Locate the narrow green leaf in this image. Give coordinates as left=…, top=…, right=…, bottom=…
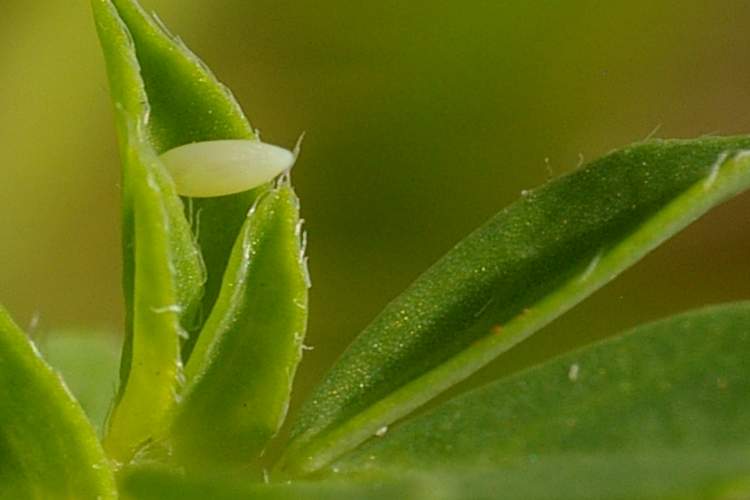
left=92, top=0, right=276, bottom=462
left=335, top=301, right=750, bottom=472
left=167, top=180, right=309, bottom=467
left=91, top=0, right=207, bottom=347
left=281, top=137, right=750, bottom=475
left=102, top=122, right=197, bottom=464
left=92, top=0, right=205, bottom=463
left=0, top=306, right=116, bottom=499
left=96, top=0, right=267, bottom=360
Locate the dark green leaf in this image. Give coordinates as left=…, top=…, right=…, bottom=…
left=328, top=302, right=750, bottom=497
left=0, top=306, right=116, bottom=499
left=282, top=138, right=750, bottom=475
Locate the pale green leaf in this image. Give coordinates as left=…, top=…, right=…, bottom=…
left=92, top=0, right=207, bottom=463
left=167, top=180, right=309, bottom=467
left=95, top=0, right=268, bottom=360
left=93, top=0, right=308, bottom=466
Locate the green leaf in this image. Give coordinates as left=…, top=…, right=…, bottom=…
left=120, top=466, right=421, bottom=500
left=93, top=0, right=266, bottom=360
left=92, top=0, right=206, bottom=464
left=166, top=180, right=309, bottom=467
left=281, top=137, right=750, bottom=475
left=337, top=300, right=750, bottom=466
left=38, top=330, right=120, bottom=435
left=92, top=0, right=280, bottom=465
left=119, top=453, right=750, bottom=500
left=328, top=302, right=750, bottom=498
left=349, top=451, right=750, bottom=500
left=0, top=306, right=116, bottom=499
left=100, top=118, right=201, bottom=464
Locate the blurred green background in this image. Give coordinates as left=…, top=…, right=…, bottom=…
left=2, top=1, right=750, bottom=418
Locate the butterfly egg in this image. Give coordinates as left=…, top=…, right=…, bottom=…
left=159, top=139, right=296, bottom=198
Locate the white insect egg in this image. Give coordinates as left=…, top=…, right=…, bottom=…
left=159, top=139, right=296, bottom=197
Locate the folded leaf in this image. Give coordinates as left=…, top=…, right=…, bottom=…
left=100, top=118, right=200, bottom=464
left=92, top=0, right=274, bottom=462
left=167, top=180, right=309, bottom=466
left=93, top=0, right=205, bottom=463
left=281, top=137, right=750, bottom=475
left=96, top=0, right=267, bottom=360
left=335, top=301, right=750, bottom=472
left=92, top=0, right=206, bottom=352
left=0, top=306, right=116, bottom=499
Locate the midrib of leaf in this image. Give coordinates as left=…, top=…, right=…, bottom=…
left=279, top=142, right=750, bottom=475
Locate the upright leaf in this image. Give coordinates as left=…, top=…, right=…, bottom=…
left=102, top=120, right=198, bottom=464
left=93, top=0, right=308, bottom=466
left=99, top=0, right=266, bottom=359
left=0, top=306, right=116, bottom=499
left=167, top=180, right=309, bottom=467
left=92, top=0, right=205, bottom=463
left=281, top=137, right=750, bottom=475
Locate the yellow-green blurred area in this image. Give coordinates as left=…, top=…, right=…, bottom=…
left=2, top=1, right=750, bottom=415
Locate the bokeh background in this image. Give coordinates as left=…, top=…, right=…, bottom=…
left=2, top=1, right=750, bottom=424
